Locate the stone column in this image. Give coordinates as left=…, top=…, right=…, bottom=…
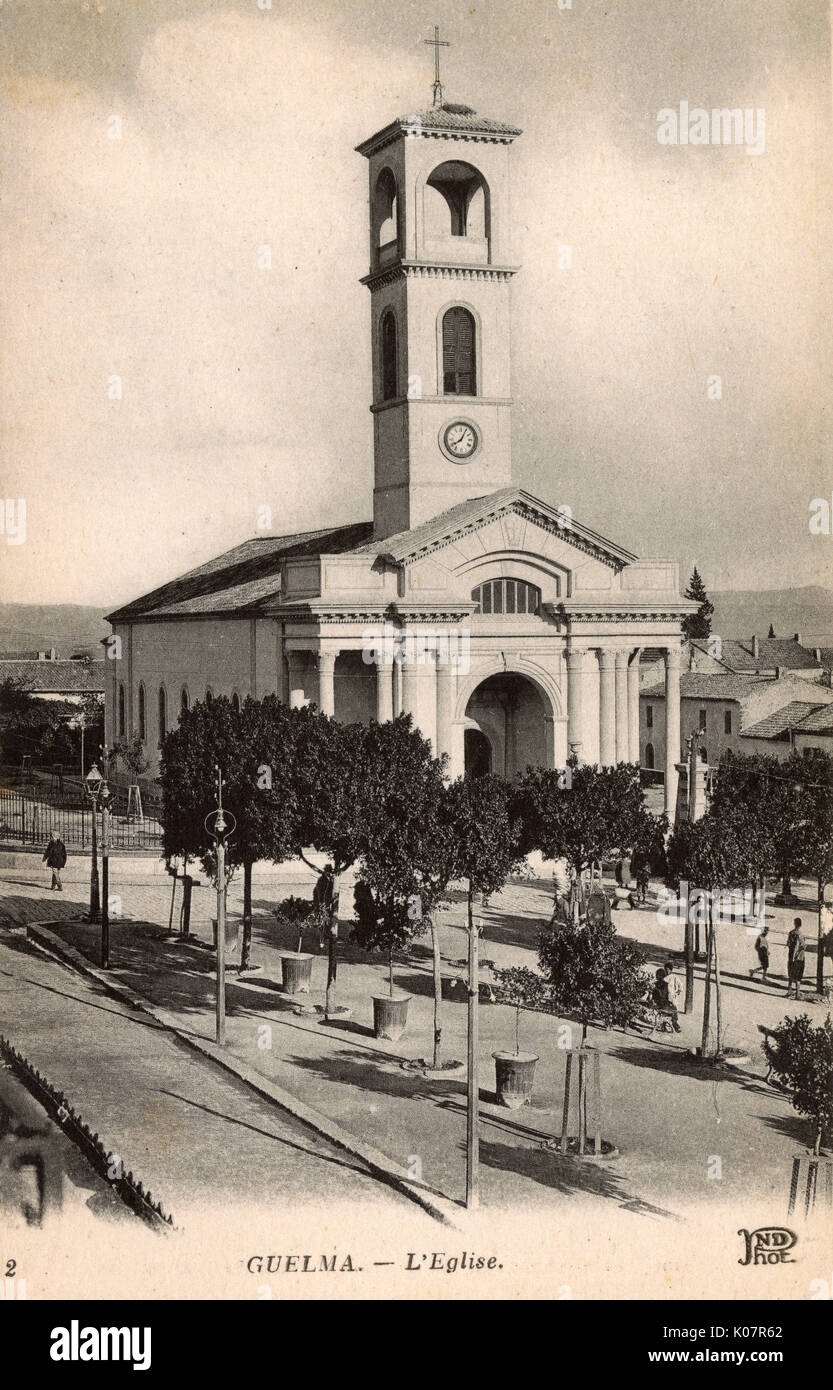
left=401, top=653, right=420, bottom=724
left=376, top=659, right=394, bottom=723
left=435, top=658, right=454, bottom=764
left=317, top=649, right=336, bottom=717
left=286, top=652, right=307, bottom=710
left=664, top=647, right=682, bottom=821
left=628, top=649, right=641, bottom=763
left=566, top=648, right=590, bottom=762
left=615, top=649, right=630, bottom=763
left=598, top=649, right=616, bottom=767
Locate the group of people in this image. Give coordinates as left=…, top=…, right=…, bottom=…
left=750, top=918, right=808, bottom=999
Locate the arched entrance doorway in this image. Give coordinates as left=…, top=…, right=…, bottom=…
left=463, top=672, right=551, bottom=779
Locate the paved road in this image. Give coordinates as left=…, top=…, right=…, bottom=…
left=0, top=930, right=415, bottom=1226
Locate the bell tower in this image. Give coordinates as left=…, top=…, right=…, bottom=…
left=357, top=58, right=521, bottom=539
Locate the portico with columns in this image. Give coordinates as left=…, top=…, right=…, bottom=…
left=105, top=90, right=695, bottom=825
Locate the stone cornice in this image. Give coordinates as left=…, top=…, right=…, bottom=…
left=361, top=260, right=518, bottom=291
left=356, top=125, right=520, bottom=160
left=564, top=608, right=692, bottom=624
left=277, top=603, right=474, bottom=625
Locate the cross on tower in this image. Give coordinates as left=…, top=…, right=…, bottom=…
left=423, top=25, right=450, bottom=107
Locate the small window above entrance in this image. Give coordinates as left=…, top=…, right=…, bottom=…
left=471, top=578, right=541, bottom=615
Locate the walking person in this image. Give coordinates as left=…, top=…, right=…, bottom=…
left=749, top=922, right=770, bottom=984
left=43, top=830, right=67, bottom=891
left=786, top=917, right=806, bottom=1000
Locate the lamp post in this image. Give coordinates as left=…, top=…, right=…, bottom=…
left=99, top=757, right=112, bottom=969
left=205, top=769, right=235, bottom=1047
left=84, top=762, right=102, bottom=923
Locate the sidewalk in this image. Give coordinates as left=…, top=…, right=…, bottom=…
left=0, top=930, right=418, bottom=1227
left=6, top=860, right=828, bottom=1222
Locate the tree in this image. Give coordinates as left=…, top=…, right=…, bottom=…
left=763, top=1013, right=833, bottom=1154
left=445, top=774, right=524, bottom=1207
left=492, top=964, right=549, bottom=1056
left=783, top=748, right=833, bottom=994
left=536, top=915, right=648, bottom=1151
left=666, top=810, right=755, bottom=1059
left=681, top=567, right=714, bottom=641
left=356, top=733, right=458, bottom=1066
left=537, top=915, right=648, bottom=1044
left=160, top=694, right=298, bottom=970
left=515, top=760, right=663, bottom=887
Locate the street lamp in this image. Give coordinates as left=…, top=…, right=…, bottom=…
left=84, top=763, right=103, bottom=923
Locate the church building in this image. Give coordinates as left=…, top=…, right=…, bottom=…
left=105, top=86, right=695, bottom=823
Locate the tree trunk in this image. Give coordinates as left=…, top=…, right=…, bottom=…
left=817, top=876, right=825, bottom=996
left=430, top=914, right=443, bottom=1070
left=240, top=860, right=253, bottom=971
left=684, top=915, right=694, bottom=1014
left=701, top=912, right=714, bottom=1058
left=388, top=944, right=393, bottom=997
left=465, top=886, right=480, bottom=1209
left=324, top=874, right=341, bottom=1019
left=713, top=916, right=723, bottom=1058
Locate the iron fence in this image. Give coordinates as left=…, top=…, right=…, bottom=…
left=0, top=784, right=164, bottom=851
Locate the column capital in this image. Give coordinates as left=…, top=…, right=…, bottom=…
left=566, top=647, right=592, bottom=670
left=614, top=648, right=630, bottom=669
left=317, top=649, right=338, bottom=672
left=664, top=647, right=682, bottom=670
left=597, top=648, right=616, bottom=671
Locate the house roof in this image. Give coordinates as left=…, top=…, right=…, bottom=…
left=693, top=636, right=822, bottom=673
left=0, top=659, right=105, bottom=694
left=641, top=673, right=775, bottom=703
left=740, top=702, right=820, bottom=740
left=106, top=523, right=374, bottom=623
left=794, top=704, right=833, bottom=736
left=107, top=487, right=643, bottom=623
left=356, top=103, right=522, bottom=156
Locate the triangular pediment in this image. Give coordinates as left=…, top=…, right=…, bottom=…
left=379, top=488, right=637, bottom=571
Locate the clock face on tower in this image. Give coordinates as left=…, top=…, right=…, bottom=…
left=441, top=420, right=480, bottom=462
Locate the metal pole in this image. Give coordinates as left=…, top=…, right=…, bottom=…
left=465, top=885, right=479, bottom=1209
left=101, top=797, right=110, bottom=968
left=216, top=837, right=226, bottom=1045
left=88, top=799, right=100, bottom=922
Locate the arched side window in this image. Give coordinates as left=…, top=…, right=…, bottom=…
left=471, top=579, right=541, bottom=616
left=158, top=686, right=167, bottom=742
left=137, top=683, right=146, bottom=742
left=205, top=688, right=213, bottom=705
left=645, top=742, right=655, bottom=770
left=117, top=682, right=126, bottom=737
left=374, top=167, right=398, bottom=250
left=381, top=309, right=397, bottom=401
left=442, top=307, right=476, bottom=396
left=231, top=692, right=240, bottom=713
left=181, top=687, right=189, bottom=714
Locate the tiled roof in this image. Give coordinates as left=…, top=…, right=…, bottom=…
left=0, top=659, right=105, bottom=693
left=693, top=637, right=822, bottom=672
left=641, top=673, right=774, bottom=703
left=106, top=524, right=374, bottom=622
left=794, top=704, right=833, bottom=736
left=356, top=103, right=522, bottom=155
left=740, top=702, right=819, bottom=740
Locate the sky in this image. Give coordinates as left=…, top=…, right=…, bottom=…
left=0, top=0, right=830, bottom=608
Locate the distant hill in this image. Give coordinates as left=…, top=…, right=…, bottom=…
left=709, top=587, right=833, bottom=650
left=0, top=604, right=109, bottom=658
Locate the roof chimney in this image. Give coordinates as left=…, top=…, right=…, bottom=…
left=814, top=648, right=822, bottom=663
left=775, top=665, right=784, bottom=679
left=794, top=632, right=801, bottom=644
left=751, top=635, right=759, bottom=659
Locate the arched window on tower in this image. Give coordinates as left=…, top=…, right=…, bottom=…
left=442, top=307, right=476, bottom=396
left=374, top=168, right=398, bottom=259
left=381, top=310, right=398, bottom=401
left=426, top=161, right=488, bottom=240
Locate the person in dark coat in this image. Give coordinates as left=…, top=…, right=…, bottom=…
left=786, top=918, right=806, bottom=999
left=43, top=831, right=67, bottom=890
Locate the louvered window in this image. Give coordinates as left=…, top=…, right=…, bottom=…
left=471, top=579, right=541, bottom=616
left=442, top=307, right=476, bottom=396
